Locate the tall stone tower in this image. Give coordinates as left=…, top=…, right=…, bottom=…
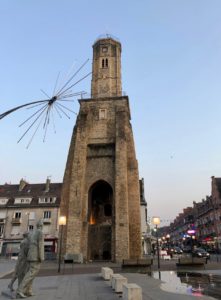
left=60, top=36, right=141, bottom=262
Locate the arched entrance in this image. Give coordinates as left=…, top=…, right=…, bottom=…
left=88, top=180, right=113, bottom=261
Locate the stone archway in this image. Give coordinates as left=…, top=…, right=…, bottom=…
left=88, top=180, right=113, bottom=261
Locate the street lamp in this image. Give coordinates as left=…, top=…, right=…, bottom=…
left=25, top=212, right=30, bottom=231
left=214, top=237, right=219, bottom=262
left=166, top=234, right=170, bottom=246
left=58, top=216, right=66, bottom=273
left=187, top=229, right=196, bottom=254
left=152, top=216, right=161, bottom=270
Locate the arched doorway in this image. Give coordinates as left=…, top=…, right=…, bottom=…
left=88, top=180, right=113, bottom=261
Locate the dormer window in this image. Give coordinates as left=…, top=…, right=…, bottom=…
left=39, top=197, right=56, bottom=204
left=0, top=198, right=8, bottom=205
left=14, top=198, right=32, bottom=204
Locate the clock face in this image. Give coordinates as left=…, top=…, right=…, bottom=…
left=102, top=47, right=108, bottom=53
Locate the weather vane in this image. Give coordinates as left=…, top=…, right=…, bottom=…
left=0, top=59, right=91, bottom=148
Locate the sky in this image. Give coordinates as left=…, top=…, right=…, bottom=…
left=1, top=0, right=221, bottom=226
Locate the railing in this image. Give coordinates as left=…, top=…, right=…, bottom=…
left=43, top=218, right=51, bottom=224
left=11, top=218, right=21, bottom=224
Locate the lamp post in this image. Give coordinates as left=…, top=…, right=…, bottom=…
left=152, top=217, right=161, bottom=270
left=166, top=234, right=170, bottom=248
left=187, top=229, right=196, bottom=254
left=25, top=212, right=30, bottom=232
left=58, top=216, right=66, bottom=273
left=214, top=237, right=219, bottom=262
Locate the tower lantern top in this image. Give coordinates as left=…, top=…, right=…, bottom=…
left=93, top=34, right=121, bottom=46
left=91, top=35, right=122, bottom=98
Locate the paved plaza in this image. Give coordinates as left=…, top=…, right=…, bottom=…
left=0, top=258, right=220, bottom=300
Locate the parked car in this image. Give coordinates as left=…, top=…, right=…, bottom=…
left=192, top=248, right=210, bottom=259
left=167, top=246, right=183, bottom=256
left=173, top=246, right=183, bottom=254
left=182, top=245, right=192, bottom=253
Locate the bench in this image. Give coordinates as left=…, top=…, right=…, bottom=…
left=64, top=253, right=83, bottom=263
left=63, top=253, right=83, bottom=273
left=122, top=258, right=152, bottom=268
left=176, top=257, right=206, bottom=267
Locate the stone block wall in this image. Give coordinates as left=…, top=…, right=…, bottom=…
left=60, top=96, right=141, bottom=261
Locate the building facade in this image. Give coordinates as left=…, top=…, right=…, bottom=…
left=164, top=176, right=221, bottom=251
left=0, top=177, right=147, bottom=259
left=60, top=36, right=142, bottom=262
left=0, top=178, right=61, bottom=258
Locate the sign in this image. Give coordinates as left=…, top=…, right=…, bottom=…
left=187, top=229, right=195, bottom=235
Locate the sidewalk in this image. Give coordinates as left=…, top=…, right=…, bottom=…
left=0, top=272, right=217, bottom=300
left=0, top=259, right=15, bottom=279
left=0, top=259, right=218, bottom=300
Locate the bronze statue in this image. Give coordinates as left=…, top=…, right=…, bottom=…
left=16, top=219, right=44, bottom=298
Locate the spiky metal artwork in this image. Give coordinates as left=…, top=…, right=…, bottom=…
left=0, top=59, right=91, bottom=148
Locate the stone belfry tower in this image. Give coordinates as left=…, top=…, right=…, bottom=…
left=60, top=36, right=141, bottom=262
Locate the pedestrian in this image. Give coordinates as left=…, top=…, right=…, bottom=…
left=16, top=219, right=44, bottom=298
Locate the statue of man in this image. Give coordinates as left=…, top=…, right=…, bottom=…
left=8, top=232, right=29, bottom=291
left=16, top=219, right=44, bottom=298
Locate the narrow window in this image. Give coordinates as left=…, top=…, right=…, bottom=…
left=28, top=225, right=34, bottom=231
left=29, top=212, right=35, bottom=220
left=102, top=59, right=105, bottom=68
left=99, top=109, right=107, bottom=120
left=106, top=59, right=108, bottom=67
left=43, top=211, right=51, bottom=219
left=14, top=212, right=21, bottom=219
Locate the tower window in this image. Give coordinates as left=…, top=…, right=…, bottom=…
left=99, top=109, right=107, bottom=120
left=101, top=58, right=108, bottom=68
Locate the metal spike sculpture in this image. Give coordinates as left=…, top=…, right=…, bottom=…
left=0, top=59, right=91, bottom=148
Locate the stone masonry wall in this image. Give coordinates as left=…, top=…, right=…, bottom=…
left=61, top=96, right=141, bottom=261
